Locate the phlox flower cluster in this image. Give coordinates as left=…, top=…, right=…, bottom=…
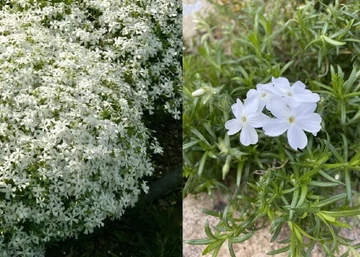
left=225, top=77, right=322, bottom=150
left=0, top=0, right=180, bottom=256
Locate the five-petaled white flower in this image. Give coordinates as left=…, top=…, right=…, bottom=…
left=246, top=82, right=275, bottom=111
left=263, top=100, right=321, bottom=150
left=267, top=77, right=320, bottom=108
left=225, top=98, right=268, bottom=146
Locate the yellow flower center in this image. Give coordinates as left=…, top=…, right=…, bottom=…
left=241, top=116, right=247, bottom=123
left=289, top=116, right=295, bottom=123
left=261, top=92, right=267, bottom=98
left=287, top=91, right=293, bottom=96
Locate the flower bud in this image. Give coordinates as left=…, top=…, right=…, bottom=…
left=222, top=155, right=232, bottom=179
left=191, top=88, right=205, bottom=97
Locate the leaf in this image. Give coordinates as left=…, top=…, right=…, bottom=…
left=290, top=206, right=321, bottom=213
left=183, top=140, right=200, bottom=150
left=270, top=223, right=283, bottom=242
left=228, top=241, right=237, bottom=257
left=202, top=239, right=226, bottom=255
left=198, top=45, right=222, bottom=71
left=267, top=245, right=290, bottom=255
left=317, top=212, right=336, bottom=223
left=322, top=35, right=346, bottom=46
left=318, top=170, right=345, bottom=185
left=292, top=222, right=318, bottom=240
left=296, top=183, right=308, bottom=207
left=184, top=238, right=216, bottom=245
left=307, top=181, right=340, bottom=187
left=228, top=231, right=255, bottom=243
left=322, top=208, right=360, bottom=217
left=280, top=60, right=294, bottom=75
left=330, top=220, right=351, bottom=229
left=204, top=219, right=217, bottom=240
left=191, top=128, right=211, bottom=148
left=304, top=38, right=321, bottom=49
left=203, top=123, right=216, bottom=140
left=201, top=208, right=221, bottom=218
left=344, top=169, right=352, bottom=202
left=316, top=193, right=347, bottom=208
left=198, top=151, right=208, bottom=176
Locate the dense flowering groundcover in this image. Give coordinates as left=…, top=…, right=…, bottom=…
left=0, top=0, right=181, bottom=256
left=184, top=0, right=360, bottom=256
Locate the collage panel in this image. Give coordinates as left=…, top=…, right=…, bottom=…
left=0, top=1, right=182, bottom=256
left=183, top=0, right=360, bottom=256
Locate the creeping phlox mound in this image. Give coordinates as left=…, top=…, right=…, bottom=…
left=0, top=0, right=180, bottom=255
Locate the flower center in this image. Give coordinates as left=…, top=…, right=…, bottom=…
left=241, top=116, right=247, bottom=123
left=289, top=116, right=295, bottom=123
left=261, top=92, right=267, bottom=98
left=287, top=91, right=293, bottom=97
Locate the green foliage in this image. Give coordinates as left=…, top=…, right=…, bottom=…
left=183, top=0, right=360, bottom=256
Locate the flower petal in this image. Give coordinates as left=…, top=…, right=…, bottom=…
left=231, top=98, right=244, bottom=119
left=291, top=81, right=306, bottom=93
left=287, top=124, right=307, bottom=150
left=246, top=89, right=259, bottom=98
left=244, top=96, right=259, bottom=114
left=225, top=119, right=242, bottom=135
left=293, top=103, right=317, bottom=116
left=296, top=113, right=322, bottom=134
left=267, top=97, right=290, bottom=119
left=284, top=97, right=301, bottom=108
left=293, top=93, right=320, bottom=103
left=263, top=118, right=289, bottom=137
left=240, top=124, right=258, bottom=146
left=247, top=112, right=269, bottom=128
left=257, top=82, right=273, bottom=91
left=264, top=84, right=284, bottom=97
left=272, top=77, right=290, bottom=90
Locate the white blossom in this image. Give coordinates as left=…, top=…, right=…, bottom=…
left=225, top=98, right=269, bottom=146
left=227, top=77, right=322, bottom=151
left=266, top=77, right=320, bottom=107
left=246, top=82, right=276, bottom=111
left=263, top=100, right=322, bottom=150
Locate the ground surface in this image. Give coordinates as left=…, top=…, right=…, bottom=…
left=183, top=192, right=291, bottom=257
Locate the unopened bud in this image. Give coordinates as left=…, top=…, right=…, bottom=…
left=191, top=88, right=205, bottom=97
left=222, top=155, right=232, bottom=179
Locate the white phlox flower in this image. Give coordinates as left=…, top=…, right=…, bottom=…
left=263, top=100, right=321, bottom=150
left=226, top=77, right=322, bottom=151
left=183, top=1, right=202, bottom=16
left=246, top=82, right=275, bottom=111
left=267, top=77, right=320, bottom=107
left=225, top=97, right=268, bottom=146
